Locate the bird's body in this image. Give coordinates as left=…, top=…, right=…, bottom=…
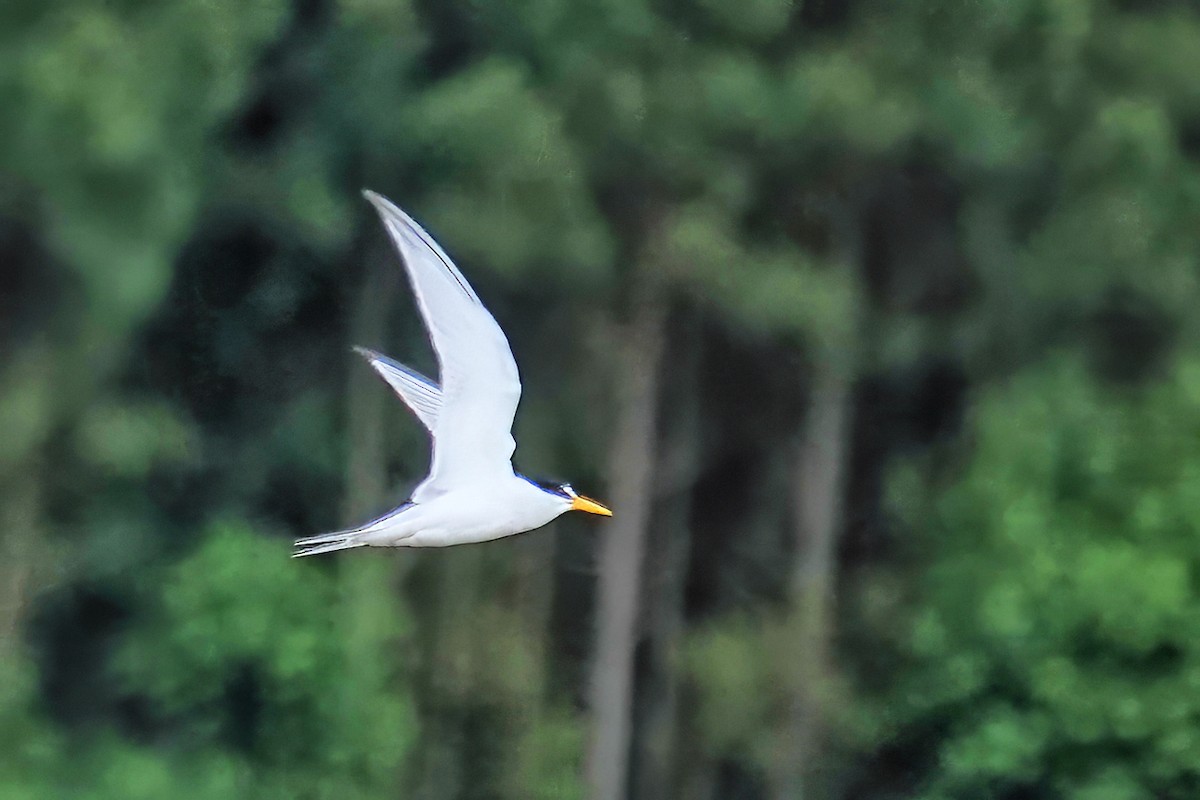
left=294, top=191, right=610, bottom=557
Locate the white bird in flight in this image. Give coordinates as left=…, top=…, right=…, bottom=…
left=293, top=191, right=611, bottom=557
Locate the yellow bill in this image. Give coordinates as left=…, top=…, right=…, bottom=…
left=571, top=495, right=613, bottom=516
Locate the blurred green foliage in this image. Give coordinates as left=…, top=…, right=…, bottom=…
left=2, top=0, right=1200, bottom=797
left=875, top=359, right=1200, bottom=798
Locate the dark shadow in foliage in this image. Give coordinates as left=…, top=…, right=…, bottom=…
left=862, top=163, right=975, bottom=316
left=29, top=585, right=130, bottom=730
left=683, top=318, right=806, bottom=621
left=715, top=756, right=766, bottom=800
left=413, top=0, right=485, bottom=80
left=225, top=0, right=332, bottom=152
left=0, top=216, right=73, bottom=350
left=118, top=211, right=352, bottom=550
left=1180, top=116, right=1200, bottom=162
left=131, top=211, right=345, bottom=431
left=841, top=360, right=968, bottom=569
left=221, top=664, right=264, bottom=755
left=798, top=0, right=854, bottom=31
left=1086, top=288, right=1176, bottom=386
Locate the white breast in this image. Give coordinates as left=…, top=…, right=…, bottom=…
left=367, top=475, right=568, bottom=548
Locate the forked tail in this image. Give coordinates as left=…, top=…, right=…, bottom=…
left=292, top=533, right=366, bottom=558
left=292, top=502, right=414, bottom=558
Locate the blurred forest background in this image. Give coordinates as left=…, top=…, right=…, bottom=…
left=4, top=0, right=1200, bottom=798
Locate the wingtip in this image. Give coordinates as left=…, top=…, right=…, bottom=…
left=352, top=345, right=379, bottom=361
left=361, top=191, right=423, bottom=235
left=361, top=188, right=396, bottom=217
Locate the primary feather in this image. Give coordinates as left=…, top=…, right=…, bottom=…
left=353, top=346, right=442, bottom=431
left=362, top=191, right=521, bottom=504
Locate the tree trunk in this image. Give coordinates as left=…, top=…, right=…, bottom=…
left=0, top=355, right=51, bottom=662
left=0, top=470, right=39, bottom=660
left=511, top=517, right=557, bottom=705
left=772, top=360, right=853, bottom=800
left=338, top=238, right=397, bottom=618
left=338, top=237, right=408, bottom=785
left=586, top=289, right=667, bottom=800
left=342, top=242, right=397, bottom=523
left=634, top=316, right=701, bottom=800
left=413, top=546, right=482, bottom=800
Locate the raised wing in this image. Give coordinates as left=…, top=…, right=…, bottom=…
left=354, top=347, right=442, bottom=431
left=363, top=191, right=521, bottom=501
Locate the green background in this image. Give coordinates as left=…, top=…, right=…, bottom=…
left=3, top=0, right=1200, bottom=797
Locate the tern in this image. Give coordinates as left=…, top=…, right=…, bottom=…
left=293, top=191, right=612, bottom=557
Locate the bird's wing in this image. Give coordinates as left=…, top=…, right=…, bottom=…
left=354, top=347, right=442, bottom=431
left=364, top=191, right=521, bottom=501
